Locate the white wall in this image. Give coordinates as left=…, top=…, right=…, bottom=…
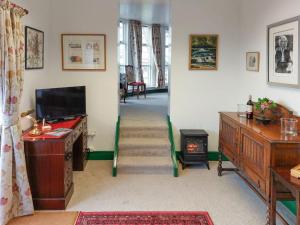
left=47, top=0, right=119, bottom=150
left=239, top=0, right=300, bottom=115
left=170, top=0, right=242, bottom=151
left=13, top=0, right=51, bottom=129
left=18, top=0, right=300, bottom=152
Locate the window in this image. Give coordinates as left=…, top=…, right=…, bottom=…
left=141, top=26, right=154, bottom=87
left=165, top=28, right=171, bottom=86
left=118, top=21, right=126, bottom=74
left=118, top=21, right=171, bottom=88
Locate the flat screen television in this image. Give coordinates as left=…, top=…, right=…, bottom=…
left=36, top=86, right=86, bottom=121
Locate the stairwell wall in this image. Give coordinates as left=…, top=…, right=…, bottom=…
left=169, top=0, right=242, bottom=151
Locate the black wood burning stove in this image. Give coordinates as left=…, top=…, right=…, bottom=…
left=179, top=129, right=209, bottom=170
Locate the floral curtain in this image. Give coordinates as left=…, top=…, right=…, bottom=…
left=152, top=24, right=165, bottom=88
left=0, top=1, right=34, bottom=225
left=128, top=20, right=144, bottom=83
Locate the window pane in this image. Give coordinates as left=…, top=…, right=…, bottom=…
left=165, top=46, right=170, bottom=65
left=165, top=29, right=171, bottom=46
left=142, top=46, right=150, bottom=65
left=142, top=66, right=150, bottom=85
left=119, top=22, right=124, bottom=42
left=120, top=65, right=125, bottom=74
left=142, top=26, right=150, bottom=45
left=119, top=43, right=126, bottom=65
left=165, top=66, right=169, bottom=85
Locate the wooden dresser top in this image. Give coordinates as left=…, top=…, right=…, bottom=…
left=220, top=112, right=300, bottom=144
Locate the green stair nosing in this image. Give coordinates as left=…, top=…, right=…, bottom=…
left=112, top=116, right=120, bottom=176
left=167, top=115, right=179, bottom=177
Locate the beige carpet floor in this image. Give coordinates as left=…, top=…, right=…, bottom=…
left=8, top=212, right=78, bottom=225
left=67, top=161, right=294, bottom=225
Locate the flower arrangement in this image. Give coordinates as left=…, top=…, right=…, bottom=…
left=255, top=97, right=277, bottom=113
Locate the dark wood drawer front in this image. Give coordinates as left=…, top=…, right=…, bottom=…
left=65, top=135, right=73, bottom=152
left=244, top=166, right=266, bottom=196
left=64, top=148, right=73, bottom=194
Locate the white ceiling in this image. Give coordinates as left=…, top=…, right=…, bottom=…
left=120, top=0, right=170, bottom=25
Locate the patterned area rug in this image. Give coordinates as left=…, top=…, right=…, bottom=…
left=75, top=211, right=214, bottom=225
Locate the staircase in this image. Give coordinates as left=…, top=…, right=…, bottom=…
left=117, top=119, right=173, bottom=175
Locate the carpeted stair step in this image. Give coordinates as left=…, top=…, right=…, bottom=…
left=120, top=120, right=169, bottom=138
left=117, top=156, right=173, bottom=175
left=120, top=127, right=169, bottom=138
left=119, top=138, right=170, bottom=157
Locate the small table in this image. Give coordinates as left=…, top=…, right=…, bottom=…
left=268, top=167, right=300, bottom=225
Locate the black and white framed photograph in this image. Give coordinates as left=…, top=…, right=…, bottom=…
left=246, top=52, right=260, bottom=72
left=267, top=16, right=300, bottom=88
left=25, top=26, right=44, bottom=69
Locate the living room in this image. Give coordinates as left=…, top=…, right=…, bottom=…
left=1, top=0, right=300, bottom=225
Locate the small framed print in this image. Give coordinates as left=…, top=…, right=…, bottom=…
left=267, top=16, right=300, bottom=88
left=246, top=52, right=260, bottom=72
left=61, top=34, right=106, bottom=71
left=25, top=26, right=44, bottom=69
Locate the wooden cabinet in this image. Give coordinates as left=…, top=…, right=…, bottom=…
left=218, top=112, right=300, bottom=201
left=219, top=116, right=240, bottom=166
left=24, top=116, right=88, bottom=210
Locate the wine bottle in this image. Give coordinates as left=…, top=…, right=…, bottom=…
left=246, top=95, right=253, bottom=119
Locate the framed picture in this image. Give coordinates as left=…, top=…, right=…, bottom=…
left=267, top=16, right=300, bottom=88
left=61, top=34, right=106, bottom=71
left=25, top=26, right=44, bottom=69
left=246, top=52, right=260, bottom=72
left=189, top=34, right=218, bottom=70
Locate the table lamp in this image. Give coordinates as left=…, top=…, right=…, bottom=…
left=21, top=109, right=42, bottom=136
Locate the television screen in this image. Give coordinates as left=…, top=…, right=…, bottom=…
left=36, top=86, right=86, bottom=121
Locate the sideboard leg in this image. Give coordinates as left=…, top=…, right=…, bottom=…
left=218, top=151, right=223, bottom=176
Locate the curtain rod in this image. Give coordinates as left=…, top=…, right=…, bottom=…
left=0, top=0, right=28, bottom=15
left=120, top=19, right=169, bottom=28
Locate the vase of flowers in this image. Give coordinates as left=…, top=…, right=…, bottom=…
left=255, top=98, right=277, bottom=125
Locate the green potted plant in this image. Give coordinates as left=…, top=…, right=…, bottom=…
left=255, top=98, right=277, bottom=124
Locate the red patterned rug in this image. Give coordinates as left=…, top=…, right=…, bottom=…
left=75, top=211, right=214, bottom=225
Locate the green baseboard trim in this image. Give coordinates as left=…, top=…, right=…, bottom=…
left=88, top=151, right=114, bottom=160
left=281, top=200, right=296, bottom=216
left=88, top=151, right=227, bottom=161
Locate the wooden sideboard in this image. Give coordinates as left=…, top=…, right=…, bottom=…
left=23, top=116, right=88, bottom=210
left=218, top=112, right=300, bottom=201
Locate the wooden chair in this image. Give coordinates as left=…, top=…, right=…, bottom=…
left=120, top=73, right=127, bottom=103
left=125, top=65, right=146, bottom=99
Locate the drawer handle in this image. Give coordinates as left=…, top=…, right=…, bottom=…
left=257, top=180, right=261, bottom=188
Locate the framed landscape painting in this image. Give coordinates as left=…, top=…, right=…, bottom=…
left=189, top=34, right=218, bottom=70
left=268, top=16, right=300, bottom=88
left=61, top=34, right=106, bottom=71
left=246, top=52, right=260, bottom=72
left=25, top=26, right=44, bottom=69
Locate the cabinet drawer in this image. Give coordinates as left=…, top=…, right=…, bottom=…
left=65, top=135, right=73, bottom=152
left=64, top=150, right=73, bottom=194
left=244, top=166, right=266, bottom=196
